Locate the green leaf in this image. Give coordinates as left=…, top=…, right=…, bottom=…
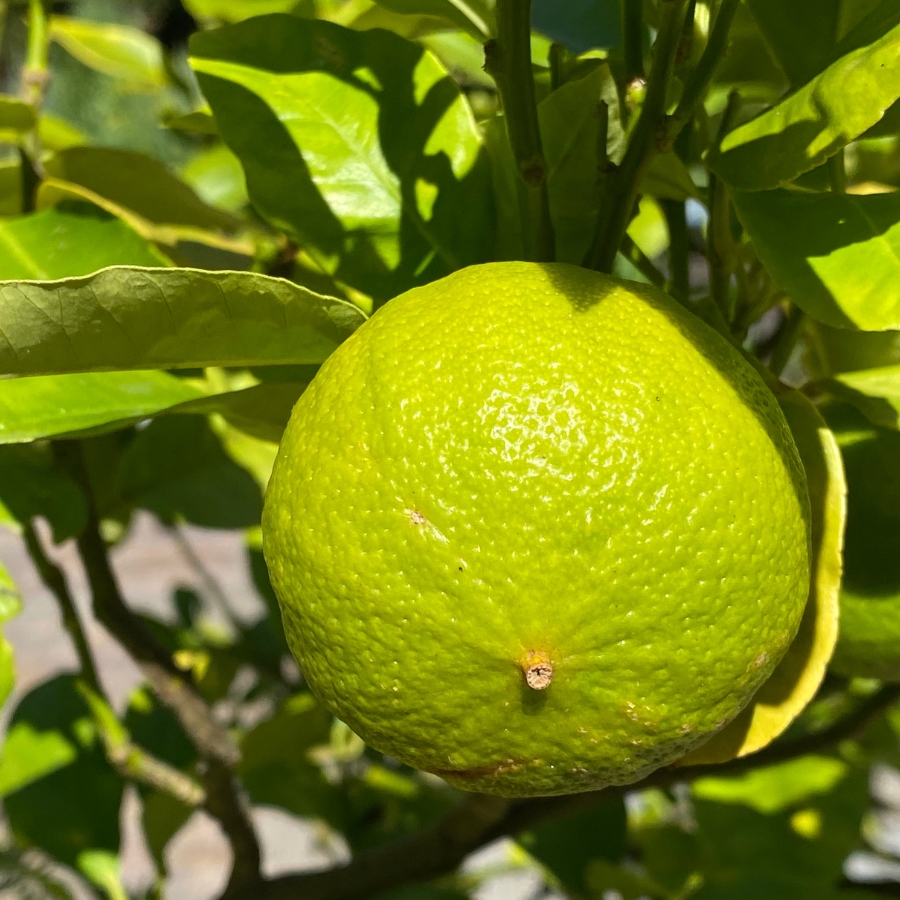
left=117, top=416, right=262, bottom=529
left=0, top=561, right=21, bottom=623
left=733, top=188, right=900, bottom=330
left=693, top=756, right=849, bottom=814
left=0, top=371, right=203, bottom=443
left=826, top=364, right=900, bottom=427
left=0, top=563, right=20, bottom=713
left=538, top=63, right=624, bottom=264
left=370, top=0, right=494, bottom=39
left=44, top=147, right=240, bottom=234
left=641, top=152, right=700, bottom=202
left=123, top=687, right=197, bottom=870
left=708, top=18, right=900, bottom=190
left=0, top=96, right=36, bottom=132
left=0, top=266, right=365, bottom=376
left=238, top=692, right=341, bottom=822
left=744, top=0, right=841, bottom=86
left=0, top=445, right=87, bottom=541
left=190, top=15, right=492, bottom=299
left=0, top=202, right=169, bottom=281
left=184, top=0, right=303, bottom=21
left=181, top=144, right=249, bottom=213
left=518, top=801, right=627, bottom=896
left=0, top=161, right=22, bottom=217
left=49, top=16, right=167, bottom=91
left=823, top=404, right=900, bottom=680
left=2, top=676, right=123, bottom=870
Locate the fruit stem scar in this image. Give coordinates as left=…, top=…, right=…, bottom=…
left=522, top=650, right=553, bottom=690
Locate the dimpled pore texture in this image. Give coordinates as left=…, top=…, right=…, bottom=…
left=262, top=262, right=811, bottom=797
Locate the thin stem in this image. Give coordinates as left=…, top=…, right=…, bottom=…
left=239, top=685, right=900, bottom=900
left=828, top=148, right=847, bottom=193
left=484, top=0, right=555, bottom=262
left=587, top=0, right=690, bottom=272
left=22, top=0, right=49, bottom=171
left=664, top=0, right=740, bottom=149
left=661, top=198, right=690, bottom=302
left=21, top=522, right=206, bottom=808
left=22, top=521, right=99, bottom=689
left=707, top=90, right=741, bottom=319
left=622, top=0, right=644, bottom=83
left=548, top=42, right=564, bottom=91
left=168, top=524, right=240, bottom=629
left=621, top=233, right=667, bottom=288
left=22, top=0, right=49, bottom=108
left=768, top=304, right=804, bottom=378
left=53, top=441, right=262, bottom=895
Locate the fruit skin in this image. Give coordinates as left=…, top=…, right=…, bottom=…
left=262, top=262, right=811, bottom=797
left=827, top=404, right=900, bottom=682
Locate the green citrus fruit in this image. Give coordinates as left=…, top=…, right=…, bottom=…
left=262, top=262, right=811, bottom=797
left=827, top=403, right=900, bottom=682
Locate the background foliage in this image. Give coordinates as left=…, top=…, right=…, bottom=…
left=0, top=0, right=900, bottom=898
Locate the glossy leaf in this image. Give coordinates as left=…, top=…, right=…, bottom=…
left=181, top=144, right=249, bottom=213
left=190, top=15, right=492, bottom=299
left=0, top=266, right=365, bottom=376
left=184, top=0, right=302, bottom=21
left=733, top=188, right=900, bottom=330
left=679, top=391, right=843, bottom=764
left=44, top=147, right=240, bottom=233
left=0, top=445, right=87, bottom=541
left=50, top=16, right=166, bottom=90
left=693, top=756, right=849, bottom=813
left=117, top=416, right=262, bottom=529
left=708, top=17, right=900, bottom=190
left=371, top=0, right=493, bottom=38
left=2, top=676, right=123, bottom=870
left=825, top=365, right=900, bottom=428
left=0, top=202, right=169, bottom=280
left=744, top=0, right=843, bottom=86
left=0, top=371, right=202, bottom=443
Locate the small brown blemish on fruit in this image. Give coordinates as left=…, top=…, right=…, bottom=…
left=408, top=509, right=426, bottom=525
left=522, top=650, right=553, bottom=690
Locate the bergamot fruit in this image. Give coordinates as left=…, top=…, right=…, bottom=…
left=262, top=262, right=811, bottom=797
left=826, top=403, right=900, bottom=682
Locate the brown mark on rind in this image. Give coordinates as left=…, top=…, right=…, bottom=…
left=522, top=650, right=553, bottom=690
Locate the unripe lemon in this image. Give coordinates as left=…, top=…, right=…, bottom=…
left=262, top=262, right=811, bottom=797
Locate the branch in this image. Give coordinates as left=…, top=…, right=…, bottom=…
left=484, top=0, right=555, bottom=262
left=663, top=0, right=740, bottom=149
left=22, top=521, right=206, bottom=809
left=707, top=91, right=741, bottom=319
left=250, top=684, right=900, bottom=900
left=587, top=0, right=690, bottom=272
left=53, top=441, right=262, bottom=895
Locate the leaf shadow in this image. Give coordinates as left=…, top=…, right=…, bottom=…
left=191, top=15, right=495, bottom=303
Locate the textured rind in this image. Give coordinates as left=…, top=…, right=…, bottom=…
left=262, top=262, right=811, bottom=797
